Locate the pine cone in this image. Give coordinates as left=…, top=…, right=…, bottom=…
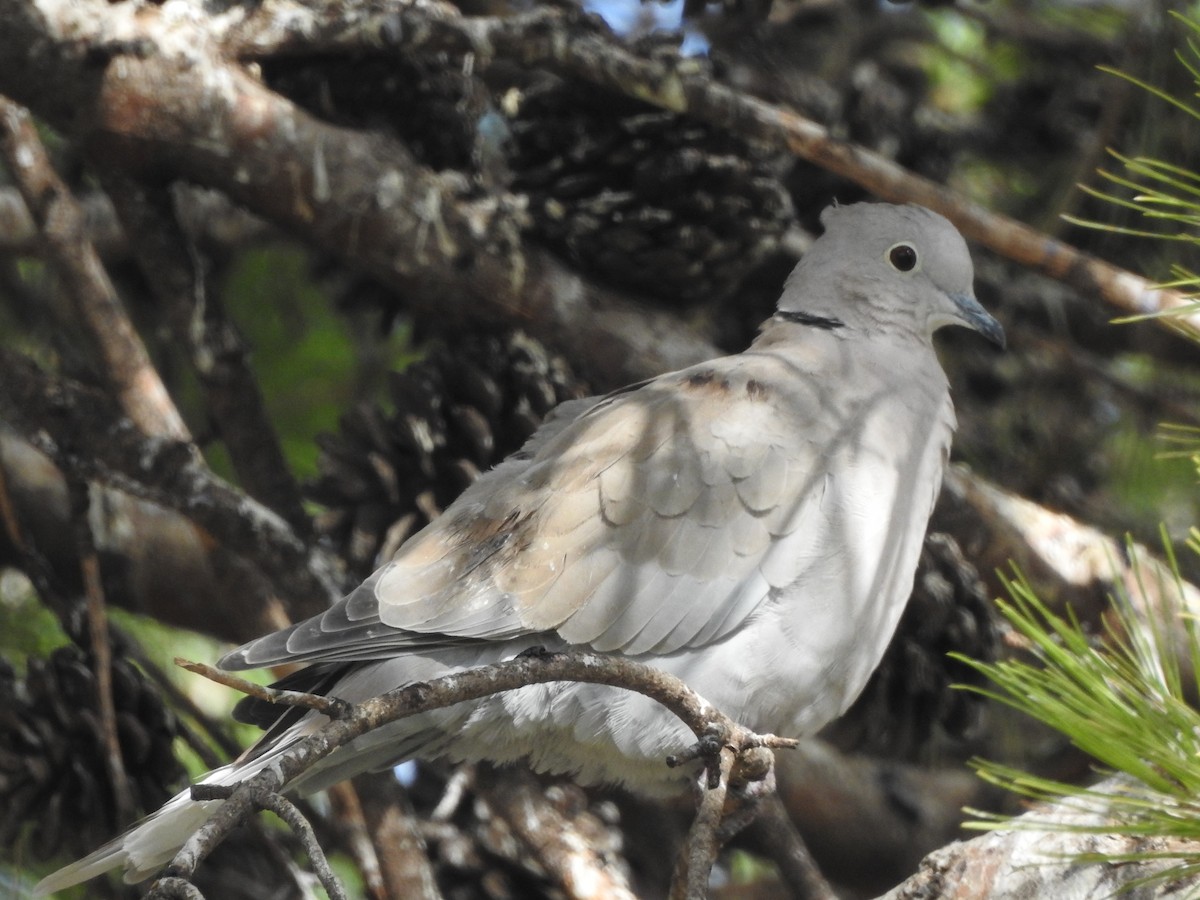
left=508, top=77, right=795, bottom=306
left=825, top=532, right=999, bottom=761
left=0, top=645, right=183, bottom=861
left=308, top=330, right=587, bottom=573
left=264, top=56, right=487, bottom=175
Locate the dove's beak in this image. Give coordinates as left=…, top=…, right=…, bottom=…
left=950, top=292, right=1006, bottom=349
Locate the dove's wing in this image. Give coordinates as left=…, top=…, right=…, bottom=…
left=224, top=344, right=835, bottom=668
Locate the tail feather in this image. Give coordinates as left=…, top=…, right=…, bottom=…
left=34, top=657, right=460, bottom=894
left=33, top=766, right=235, bottom=895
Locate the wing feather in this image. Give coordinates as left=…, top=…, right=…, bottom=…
left=223, top=349, right=837, bottom=669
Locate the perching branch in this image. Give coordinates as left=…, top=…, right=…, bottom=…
left=669, top=743, right=733, bottom=900
left=160, top=651, right=798, bottom=898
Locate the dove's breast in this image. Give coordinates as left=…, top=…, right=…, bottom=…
left=715, top=335, right=957, bottom=734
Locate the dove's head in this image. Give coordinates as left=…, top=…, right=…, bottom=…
left=778, top=202, right=1005, bottom=348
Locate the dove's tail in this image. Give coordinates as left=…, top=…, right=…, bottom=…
left=33, top=762, right=239, bottom=895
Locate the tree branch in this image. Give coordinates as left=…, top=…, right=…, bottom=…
left=0, top=428, right=301, bottom=646
left=0, top=185, right=125, bottom=257
left=669, top=743, right=733, bottom=900
left=225, top=2, right=1200, bottom=339
left=0, top=348, right=343, bottom=616
left=939, top=465, right=1200, bottom=654
left=161, top=650, right=797, bottom=896
left=101, top=174, right=311, bottom=534
left=882, top=776, right=1200, bottom=899
left=190, top=783, right=349, bottom=900
left=0, top=96, right=191, bottom=440
left=0, top=0, right=718, bottom=387
left=474, top=766, right=638, bottom=900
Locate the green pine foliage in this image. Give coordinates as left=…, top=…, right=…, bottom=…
left=956, top=12, right=1200, bottom=888
left=956, top=556, right=1200, bottom=862
left=1064, top=11, right=1200, bottom=309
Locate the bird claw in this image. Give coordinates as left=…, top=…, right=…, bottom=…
left=667, top=726, right=797, bottom=791
left=666, top=728, right=726, bottom=787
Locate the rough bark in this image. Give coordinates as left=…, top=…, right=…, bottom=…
left=884, top=777, right=1200, bottom=900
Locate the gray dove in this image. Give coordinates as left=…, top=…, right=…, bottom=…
left=36, top=201, right=1003, bottom=893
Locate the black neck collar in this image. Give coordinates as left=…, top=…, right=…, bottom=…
left=775, top=310, right=845, bottom=330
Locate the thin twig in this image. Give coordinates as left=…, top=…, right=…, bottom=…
left=70, top=477, right=136, bottom=826
left=258, top=791, right=349, bottom=900
left=177, top=659, right=352, bottom=719
left=191, top=784, right=349, bottom=900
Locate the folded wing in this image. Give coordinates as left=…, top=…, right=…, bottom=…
left=222, top=352, right=830, bottom=669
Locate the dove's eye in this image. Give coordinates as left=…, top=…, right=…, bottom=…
left=887, top=243, right=919, bottom=272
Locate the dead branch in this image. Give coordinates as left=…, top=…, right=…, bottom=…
left=739, top=793, right=837, bottom=900
left=0, top=0, right=1189, bottom=382
left=152, top=878, right=206, bottom=900
left=669, top=743, right=733, bottom=900
left=0, top=428, right=297, bottom=646
left=188, top=783, right=348, bottom=900
left=772, top=740, right=988, bottom=896
left=0, top=186, right=125, bottom=257
left=939, top=465, right=1200, bottom=655
left=327, top=782, right=391, bottom=900
left=177, top=660, right=352, bottom=720
left=347, top=774, right=443, bottom=900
